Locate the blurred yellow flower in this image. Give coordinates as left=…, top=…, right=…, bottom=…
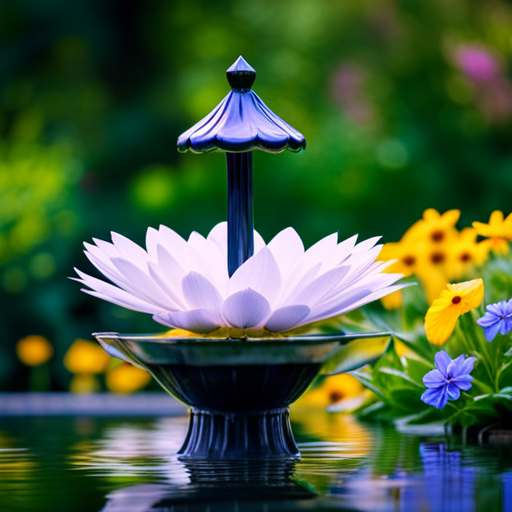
left=64, top=339, right=110, bottom=374
left=69, top=374, right=101, bottom=393
left=473, top=211, right=512, bottom=255
left=424, top=278, right=484, bottom=345
left=16, top=335, right=53, bottom=366
left=406, top=208, right=460, bottom=245
left=106, top=363, right=151, bottom=394
left=292, top=374, right=364, bottom=410
left=378, top=241, right=418, bottom=278
left=447, top=228, right=490, bottom=279
left=417, top=267, right=449, bottom=305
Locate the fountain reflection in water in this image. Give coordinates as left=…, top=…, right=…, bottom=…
left=1, top=413, right=511, bottom=511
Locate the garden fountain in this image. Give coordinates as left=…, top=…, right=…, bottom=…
left=86, top=57, right=402, bottom=460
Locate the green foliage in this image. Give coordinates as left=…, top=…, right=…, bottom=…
left=338, top=256, right=512, bottom=431
left=1, top=0, right=512, bottom=390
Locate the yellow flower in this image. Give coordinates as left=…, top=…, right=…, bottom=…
left=424, top=278, right=484, bottom=345
left=381, top=289, right=403, bottom=310
left=473, top=211, right=512, bottom=255
left=417, top=267, right=449, bottom=305
left=16, top=335, right=53, bottom=366
left=69, top=374, right=101, bottom=393
left=446, top=228, right=490, bottom=279
left=378, top=241, right=418, bottom=278
left=404, top=209, right=460, bottom=245
left=64, top=339, right=110, bottom=374
left=106, top=363, right=151, bottom=394
left=292, top=374, right=364, bottom=409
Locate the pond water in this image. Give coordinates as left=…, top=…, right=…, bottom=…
left=0, top=410, right=511, bottom=511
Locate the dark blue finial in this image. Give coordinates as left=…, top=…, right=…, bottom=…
left=177, top=57, right=306, bottom=276
left=226, top=56, right=256, bottom=90
left=177, top=56, right=306, bottom=154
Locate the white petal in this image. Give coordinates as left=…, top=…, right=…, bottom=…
left=73, top=269, right=159, bottom=314
left=278, top=262, right=322, bottom=305
left=111, top=257, right=178, bottom=310
left=148, top=264, right=186, bottom=309
left=304, top=233, right=338, bottom=271
left=182, top=271, right=223, bottom=312
left=353, top=236, right=381, bottom=253
left=305, top=282, right=410, bottom=324
left=158, top=225, right=187, bottom=264
left=302, top=287, right=374, bottom=324
left=265, top=305, right=310, bottom=332
left=207, top=222, right=228, bottom=258
left=222, top=289, right=272, bottom=329
left=267, top=227, right=304, bottom=276
left=145, top=227, right=160, bottom=261
left=91, top=238, right=119, bottom=258
left=254, top=229, right=266, bottom=253
left=111, top=232, right=148, bottom=267
left=84, top=247, right=138, bottom=293
left=229, top=247, right=281, bottom=305
left=154, top=309, right=219, bottom=333
left=188, top=230, right=207, bottom=248
left=333, top=235, right=358, bottom=265
left=291, top=265, right=351, bottom=306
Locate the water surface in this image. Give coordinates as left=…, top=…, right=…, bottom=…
left=0, top=411, right=510, bottom=511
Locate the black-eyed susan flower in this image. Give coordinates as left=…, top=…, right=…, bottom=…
left=292, top=374, right=364, bottom=410
left=447, top=228, right=490, bottom=280
left=406, top=208, right=460, bottom=245
left=473, top=211, right=512, bottom=255
left=424, top=278, right=484, bottom=345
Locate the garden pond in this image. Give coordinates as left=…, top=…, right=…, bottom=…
left=0, top=406, right=511, bottom=511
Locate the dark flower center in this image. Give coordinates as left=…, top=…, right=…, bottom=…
left=431, top=252, right=445, bottom=264
left=459, top=252, right=471, bottom=262
left=402, top=255, right=416, bottom=266
left=452, top=296, right=462, bottom=304
left=431, top=230, right=444, bottom=242
left=329, top=390, right=344, bottom=404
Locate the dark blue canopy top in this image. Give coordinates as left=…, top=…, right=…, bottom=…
left=177, top=56, right=306, bottom=154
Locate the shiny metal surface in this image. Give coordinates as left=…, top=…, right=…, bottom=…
left=94, top=331, right=390, bottom=367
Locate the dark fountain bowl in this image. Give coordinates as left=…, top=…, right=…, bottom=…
left=94, top=331, right=391, bottom=461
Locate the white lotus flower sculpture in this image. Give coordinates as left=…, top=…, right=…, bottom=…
left=74, top=222, right=405, bottom=336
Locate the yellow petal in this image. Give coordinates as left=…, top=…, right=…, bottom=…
left=490, top=210, right=504, bottom=225
left=442, top=209, right=461, bottom=226
left=424, top=278, right=484, bottom=345
left=423, top=209, right=441, bottom=221
left=425, top=302, right=462, bottom=345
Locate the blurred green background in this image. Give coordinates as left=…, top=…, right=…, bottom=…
left=1, top=0, right=512, bottom=391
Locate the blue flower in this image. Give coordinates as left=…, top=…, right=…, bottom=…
left=476, top=300, right=512, bottom=342
left=421, top=351, right=476, bottom=409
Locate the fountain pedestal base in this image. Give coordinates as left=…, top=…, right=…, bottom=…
left=178, top=407, right=300, bottom=460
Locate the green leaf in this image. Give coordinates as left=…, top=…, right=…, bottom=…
left=350, top=370, right=386, bottom=398
left=403, top=356, right=433, bottom=386
left=505, top=347, right=512, bottom=357
left=378, top=367, right=424, bottom=389
left=321, top=335, right=392, bottom=375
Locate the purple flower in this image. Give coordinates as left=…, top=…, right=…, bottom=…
left=455, top=45, right=500, bottom=83
left=421, top=351, right=476, bottom=409
left=476, top=300, right=512, bottom=342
